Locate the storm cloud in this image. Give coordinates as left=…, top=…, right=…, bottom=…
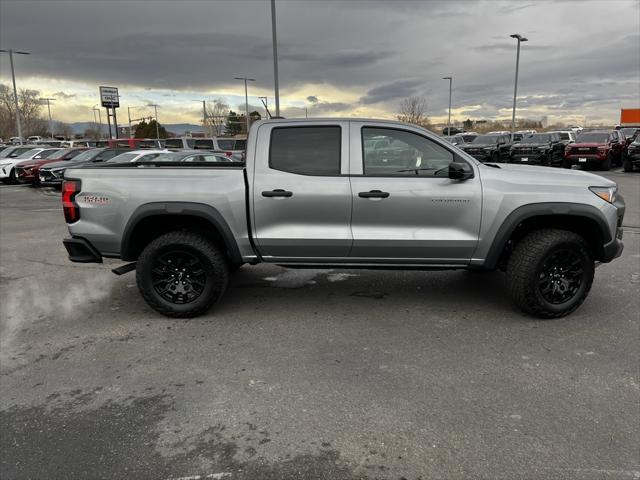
left=0, top=0, right=637, bottom=124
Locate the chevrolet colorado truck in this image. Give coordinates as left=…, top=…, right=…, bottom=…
left=61, top=119, right=625, bottom=319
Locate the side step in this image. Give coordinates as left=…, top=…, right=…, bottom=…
left=111, top=262, right=137, bottom=275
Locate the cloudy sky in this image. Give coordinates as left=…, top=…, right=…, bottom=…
left=1, top=0, right=638, bottom=127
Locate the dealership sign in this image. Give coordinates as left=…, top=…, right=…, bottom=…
left=99, top=86, right=119, bottom=108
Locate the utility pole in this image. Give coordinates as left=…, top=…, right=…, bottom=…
left=510, top=34, right=528, bottom=134
left=148, top=104, right=160, bottom=139
left=40, top=97, right=55, bottom=138
left=234, top=77, right=255, bottom=134
left=193, top=100, right=207, bottom=135
left=127, top=106, right=133, bottom=137
left=271, top=0, right=280, bottom=117
left=442, top=77, right=452, bottom=135
left=305, top=107, right=308, bottom=119
left=0, top=49, right=30, bottom=144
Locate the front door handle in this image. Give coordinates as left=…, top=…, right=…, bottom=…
left=358, top=190, right=390, bottom=198
left=262, top=189, right=293, bottom=197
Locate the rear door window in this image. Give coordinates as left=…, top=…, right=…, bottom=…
left=194, top=139, right=214, bottom=149
left=269, top=126, right=341, bottom=176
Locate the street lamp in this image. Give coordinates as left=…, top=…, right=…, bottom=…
left=234, top=77, right=255, bottom=133
left=510, top=33, right=528, bottom=134
left=39, top=97, right=55, bottom=138
left=0, top=49, right=31, bottom=144
left=271, top=0, right=280, bottom=117
left=442, top=76, right=452, bottom=135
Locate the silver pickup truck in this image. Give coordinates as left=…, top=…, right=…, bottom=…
left=62, top=118, right=625, bottom=319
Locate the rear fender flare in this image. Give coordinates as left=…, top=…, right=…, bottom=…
left=120, top=202, right=242, bottom=264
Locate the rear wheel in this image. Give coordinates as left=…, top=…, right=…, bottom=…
left=562, top=158, right=572, bottom=169
left=136, top=231, right=229, bottom=318
left=8, top=168, right=17, bottom=185
left=506, top=229, right=594, bottom=319
left=600, top=153, right=612, bottom=171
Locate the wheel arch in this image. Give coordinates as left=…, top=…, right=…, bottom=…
left=484, top=203, right=611, bottom=269
left=121, top=202, right=243, bottom=265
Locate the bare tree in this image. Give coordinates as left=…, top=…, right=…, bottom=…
left=397, top=96, right=430, bottom=127
left=205, top=98, right=230, bottom=136
left=54, top=121, right=74, bottom=139
left=0, top=83, right=47, bottom=138
left=84, top=123, right=102, bottom=140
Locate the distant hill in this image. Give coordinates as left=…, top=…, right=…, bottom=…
left=69, top=122, right=203, bottom=137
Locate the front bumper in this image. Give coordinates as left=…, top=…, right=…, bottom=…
left=15, top=167, right=37, bottom=183
left=462, top=150, right=494, bottom=162
left=564, top=154, right=605, bottom=165
left=39, top=170, right=64, bottom=185
left=63, top=237, right=103, bottom=263
left=0, top=165, right=13, bottom=178
left=602, top=195, right=626, bottom=262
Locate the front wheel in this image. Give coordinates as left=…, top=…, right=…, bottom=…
left=562, top=158, right=572, bottom=169
left=623, top=157, right=634, bottom=172
left=600, top=153, right=612, bottom=171
left=506, top=229, right=594, bottom=319
left=136, top=231, right=229, bottom=318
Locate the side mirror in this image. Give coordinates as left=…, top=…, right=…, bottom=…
left=449, top=162, right=473, bottom=180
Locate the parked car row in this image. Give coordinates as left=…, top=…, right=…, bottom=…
left=0, top=141, right=244, bottom=187
left=449, top=128, right=638, bottom=171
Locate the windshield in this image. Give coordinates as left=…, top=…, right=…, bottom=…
left=164, top=139, right=184, bottom=148
left=527, top=134, right=552, bottom=143
left=66, top=149, right=100, bottom=162
left=559, top=133, right=570, bottom=140
left=577, top=132, right=609, bottom=143
left=472, top=135, right=500, bottom=144
left=106, top=152, right=139, bottom=163
left=621, top=128, right=638, bottom=137
left=217, top=139, right=245, bottom=150
left=149, top=152, right=190, bottom=162
left=8, top=147, right=37, bottom=158
left=16, top=149, right=43, bottom=159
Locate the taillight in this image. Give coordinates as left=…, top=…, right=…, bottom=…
left=62, top=180, right=81, bottom=223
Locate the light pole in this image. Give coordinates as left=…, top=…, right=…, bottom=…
left=148, top=104, right=160, bottom=139
left=442, top=76, right=452, bottom=135
left=40, top=97, right=55, bottom=138
left=127, top=106, right=133, bottom=137
left=234, top=77, right=255, bottom=133
left=270, top=0, right=280, bottom=117
left=0, top=49, right=30, bottom=144
left=510, top=33, right=528, bottom=134
left=193, top=100, right=208, bottom=135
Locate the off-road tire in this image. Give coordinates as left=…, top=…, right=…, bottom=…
left=506, top=229, right=594, bottom=319
left=136, top=231, right=229, bottom=318
left=562, top=158, right=572, bottom=169
left=600, top=153, right=612, bottom=171
left=491, top=152, right=499, bottom=163
left=623, top=157, right=634, bottom=172
left=8, top=168, right=17, bottom=185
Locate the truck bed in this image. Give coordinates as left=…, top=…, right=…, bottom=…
left=64, top=164, right=252, bottom=258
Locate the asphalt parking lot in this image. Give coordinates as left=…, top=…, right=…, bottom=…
left=1, top=170, right=638, bottom=480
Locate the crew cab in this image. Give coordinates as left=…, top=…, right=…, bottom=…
left=62, top=118, right=625, bottom=320
left=509, top=132, right=565, bottom=166
left=458, top=133, right=513, bottom=162
left=564, top=130, right=625, bottom=171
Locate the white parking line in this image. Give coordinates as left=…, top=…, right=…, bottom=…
left=165, top=474, right=231, bottom=480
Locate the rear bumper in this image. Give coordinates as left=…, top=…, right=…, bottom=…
left=63, top=237, right=103, bottom=263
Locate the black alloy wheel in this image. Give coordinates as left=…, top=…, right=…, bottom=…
left=537, top=249, right=586, bottom=305
left=151, top=250, right=207, bottom=304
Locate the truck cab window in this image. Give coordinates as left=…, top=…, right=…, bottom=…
left=362, top=127, right=454, bottom=176
left=269, top=126, right=341, bottom=176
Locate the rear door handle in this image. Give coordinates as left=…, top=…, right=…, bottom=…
left=262, top=189, right=293, bottom=197
left=358, top=190, right=390, bottom=198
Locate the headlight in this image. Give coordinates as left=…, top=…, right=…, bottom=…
left=589, top=186, right=617, bottom=204
left=538, top=146, right=549, bottom=150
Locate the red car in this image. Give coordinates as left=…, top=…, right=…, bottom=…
left=14, top=147, right=90, bottom=184
left=563, top=130, right=625, bottom=171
